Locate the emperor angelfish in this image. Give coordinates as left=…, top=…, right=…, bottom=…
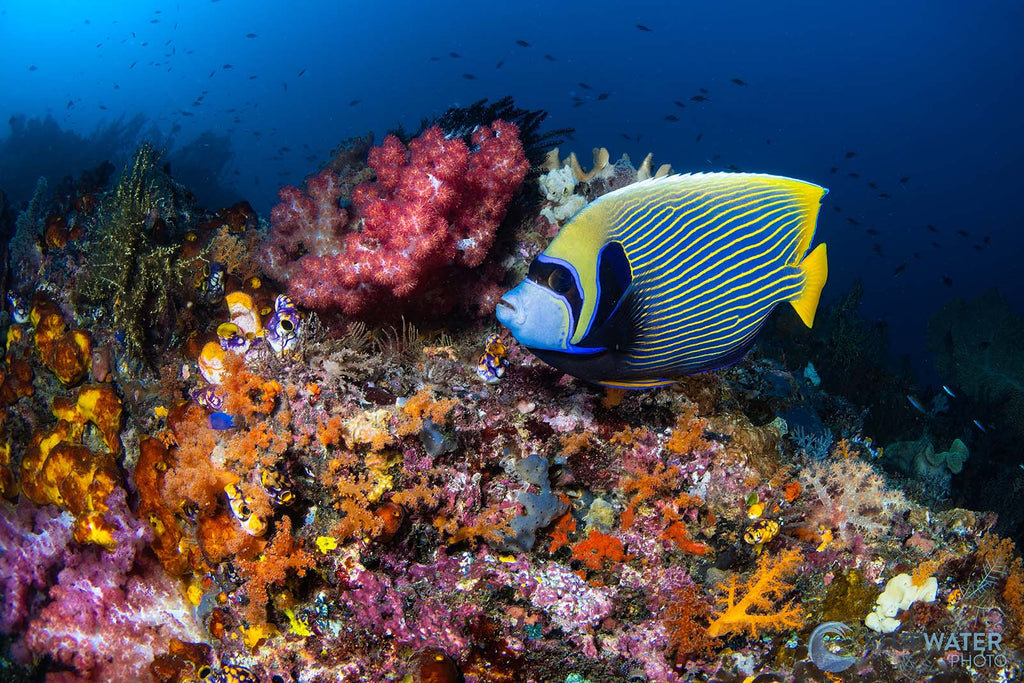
left=496, top=172, right=828, bottom=389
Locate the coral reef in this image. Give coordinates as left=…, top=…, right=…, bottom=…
left=2, top=109, right=1023, bottom=683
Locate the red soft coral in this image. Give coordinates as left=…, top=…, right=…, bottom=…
left=262, top=121, right=529, bottom=317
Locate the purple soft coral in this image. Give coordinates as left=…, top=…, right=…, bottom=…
left=8, top=488, right=203, bottom=680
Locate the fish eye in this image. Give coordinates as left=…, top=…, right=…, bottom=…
left=547, top=267, right=574, bottom=294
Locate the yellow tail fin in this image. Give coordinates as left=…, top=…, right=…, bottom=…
left=790, top=243, right=828, bottom=327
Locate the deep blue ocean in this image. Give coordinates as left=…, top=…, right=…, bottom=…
left=1, top=0, right=1022, bottom=379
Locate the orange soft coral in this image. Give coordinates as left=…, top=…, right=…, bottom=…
left=707, top=547, right=804, bottom=638
left=571, top=529, right=628, bottom=571
left=665, top=404, right=709, bottom=456
left=235, top=517, right=315, bottom=628
left=396, top=386, right=458, bottom=436
left=664, top=584, right=719, bottom=665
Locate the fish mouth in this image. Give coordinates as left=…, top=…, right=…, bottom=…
left=497, top=298, right=516, bottom=312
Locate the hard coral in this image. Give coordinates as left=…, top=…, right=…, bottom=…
left=262, top=121, right=528, bottom=316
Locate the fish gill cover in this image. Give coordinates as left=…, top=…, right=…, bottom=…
left=0, top=2, right=1023, bottom=681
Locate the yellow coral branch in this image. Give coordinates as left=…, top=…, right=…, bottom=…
left=707, top=547, right=804, bottom=638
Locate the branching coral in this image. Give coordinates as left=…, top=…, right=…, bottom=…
left=235, top=517, right=314, bottom=628
left=800, top=457, right=907, bottom=545
left=706, top=547, right=804, bottom=638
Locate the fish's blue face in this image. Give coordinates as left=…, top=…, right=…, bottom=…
left=496, top=257, right=582, bottom=352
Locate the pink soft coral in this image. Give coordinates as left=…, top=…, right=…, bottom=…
left=10, top=489, right=202, bottom=681
left=262, top=120, right=529, bottom=316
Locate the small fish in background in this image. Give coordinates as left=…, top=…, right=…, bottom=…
left=907, top=395, right=928, bottom=414
left=899, top=176, right=910, bottom=184
left=847, top=217, right=859, bottom=226
left=926, top=224, right=937, bottom=232
left=848, top=172, right=859, bottom=178
left=246, top=33, right=257, bottom=38
left=942, top=385, right=957, bottom=398
left=28, top=65, right=38, bottom=71
left=731, top=77, right=747, bottom=85
left=868, top=182, right=879, bottom=189
left=620, top=133, right=632, bottom=140
left=830, top=166, right=838, bottom=174
left=462, top=73, right=477, bottom=80
left=222, top=63, right=233, bottom=69
left=873, top=243, right=884, bottom=257
left=845, top=151, right=857, bottom=158
left=664, top=114, right=678, bottom=121
left=878, top=192, right=891, bottom=199
left=674, top=100, right=686, bottom=108
left=597, top=92, right=611, bottom=100
left=297, top=68, right=307, bottom=76
left=496, top=173, right=829, bottom=388
left=545, top=54, right=556, bottom=61
left=956, top=229, right=969, bottom=237
left=690, top=94, right=709, bottom=102
left=866, top=228, right=879, bottom=236
left=833, top=206, right=841, bottom=212
left=942, top=275, right=953, bottom=286
left=636, top=24, right=652, bottom=31
left=695, top=133, right=702, bottom=142
left=348, top=99, right=360, bottom=106
left=449, top=51, right=460, bottom=58
left=892, top=263, right=906, bottom=276
left=495, top=60, right=504, bottom=68
left=973, top=419, right=988, bottom=434
left=430, top=56, right=440, bottom=61
left=932, top=241, right=941, bottom=248
left=699, top=87, right=708, bottom=93
left=516, top=39, right=531, bottom=47
left=579, top=82, right=591, bottom=89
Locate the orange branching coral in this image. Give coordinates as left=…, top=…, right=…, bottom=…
left=560, top=431, right=595, bottom=457
left=1005, top=559, right=1024, bottom=644
left=235, top=517, right=314, bottom=628
left=390, top=478, right=442, bottom=512
left=164, top=403, right=236, bottom=514
left=664, top=584, right=719, bottom=665
left=609, top=425, right=649, bottom=447
left=396, top=386, right=458, bottom=436
left=663, top=521, right=710, bottom=556
left=622, top=461, right=681, bottom=505
left=707, top=547, right=805, bottom=638
left=571, top=529, right=628, bottom=571
left=831, top=438, right=857, bottom=460
left=665, top=404, right=709, bottom=456
left=447, top=519, right=508, bottom=547
left=316, top=414, right=346, bottom=449
left=330, top=474, right=384, bottom=540
left=547, top=508, right=577, bottom=554
left=219, top=354, right=282, bottom=419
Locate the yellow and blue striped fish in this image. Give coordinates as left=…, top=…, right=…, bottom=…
left=496, top=172, right=828, bottom=388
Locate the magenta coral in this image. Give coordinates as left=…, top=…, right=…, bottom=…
left=8, top=489, right=203, bottom=680
left=262, top=120, right=529, bottom=316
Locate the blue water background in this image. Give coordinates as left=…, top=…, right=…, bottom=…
left=1, top=0, right=1022, bottom=376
